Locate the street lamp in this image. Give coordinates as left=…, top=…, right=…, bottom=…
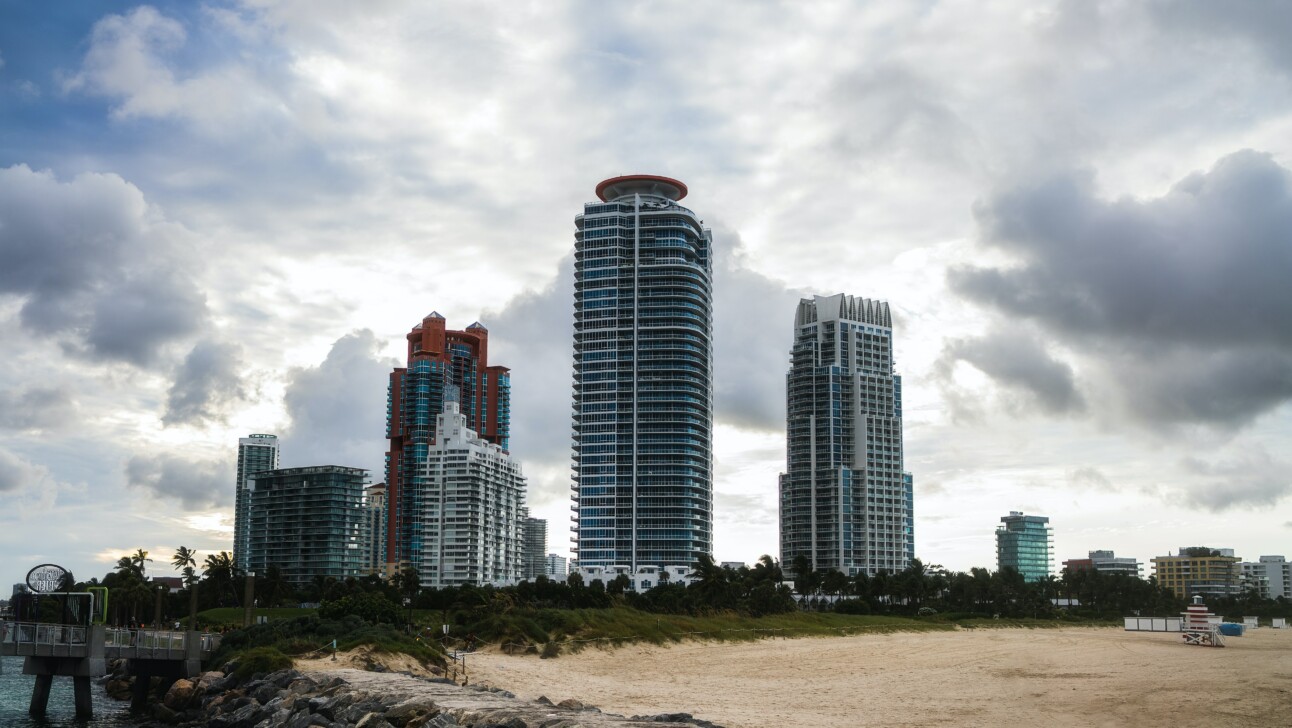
left=243, top=571, right=256, bottom=628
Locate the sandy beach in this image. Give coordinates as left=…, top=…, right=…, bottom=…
left=460, top=627, right=1292, bottom=728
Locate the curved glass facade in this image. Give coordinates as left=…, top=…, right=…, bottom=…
left=572, top=177, right=714, bottom=570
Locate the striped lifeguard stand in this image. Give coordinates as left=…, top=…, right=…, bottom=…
left=1181, top=595, right=1224, bottom=647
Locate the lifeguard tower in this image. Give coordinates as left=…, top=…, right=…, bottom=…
left=1181, top=595, right=1224, bottom=647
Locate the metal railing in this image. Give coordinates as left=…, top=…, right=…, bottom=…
left=1, top=622, right=88, bottom=647
left=1, top=621, right=219, bottom=656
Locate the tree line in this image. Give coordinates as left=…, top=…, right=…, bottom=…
left=60, top=548, right=1292, bottom=628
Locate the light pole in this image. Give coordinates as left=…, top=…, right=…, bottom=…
left=242, top=571, right=256, bottom=628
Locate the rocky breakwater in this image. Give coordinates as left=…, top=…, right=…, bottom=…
left=131, top=664, right=724, bottom=728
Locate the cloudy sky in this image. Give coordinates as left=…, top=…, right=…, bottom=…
left=2, top=1, right=1290, bottom=588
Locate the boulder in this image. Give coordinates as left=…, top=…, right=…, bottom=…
left=209, top=701, right=266, bottom=728
left=356, top=713, right=395, bottom=728
left=163, top=678, right=197, bottom=711
left=556, top=699, right=585, bottom=710
left=385, top=696, right=440, bottom=726
left=254, top=682, right=284, bottom=705
left=197, top=670, right=227, bottom=691
left=151, top=702, right=180, bottom=724
left=104, top=678, right=132, bottom=700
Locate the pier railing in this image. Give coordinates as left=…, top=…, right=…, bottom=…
left=0, top=622, right=90, bottom=656
left=0, top=621, right=220, bottom=659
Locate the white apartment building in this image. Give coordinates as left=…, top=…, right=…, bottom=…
left=576, top=564, right=695, bottom=592
left=418, top=401, right=527, bottom=587
left=1241, top=555, right=1291, bottom=600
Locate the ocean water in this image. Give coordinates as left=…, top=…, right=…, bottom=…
left=0, top=656, right=143, bottom=726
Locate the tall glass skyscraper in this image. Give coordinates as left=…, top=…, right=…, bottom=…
left=572, top=175, right=714, bottom=571
left=996, top=511, right=1053, bottom=582
left=233, top=433, right=279, bottom=572
left=385, top=313, right=510, bottom=574
left=780, top=294, right=912, bottom=577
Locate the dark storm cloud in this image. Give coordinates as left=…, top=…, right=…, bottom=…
left=124, top=452, right=231, bottom=510
left=937, top=328, right=1085, bottom=416
left=950, top=150, right=1292, bottom=428
left=1178, top=451, right=1291, bottom=512
left=0, top=386, right=77, bottom=431
left=280, top=330, right=397, bottom=475
left=163, top=340, right=248, bottom=427
left=0, top=165, right=208, bottom=367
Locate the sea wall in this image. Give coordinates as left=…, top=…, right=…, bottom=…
left=127, top=663, right=723, bottom=727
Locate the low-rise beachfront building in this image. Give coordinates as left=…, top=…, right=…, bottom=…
left=576, top=564, right=695, bottom=591
left=996, top=511, right=1053, bottom=582
left=1241, top=556, right=1291, bottom=600
left=246, top=465, right=368, bottom=586
left=1062, top=550, right=1141, bottom=577
left=1151, top=547, right=1242, bottom=599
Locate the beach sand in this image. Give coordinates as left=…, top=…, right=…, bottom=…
left=461, top=627, right=1292, bottom=727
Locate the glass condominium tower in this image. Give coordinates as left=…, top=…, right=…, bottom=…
left=572, top=175, right=714, bottom=571
left=233, top=433, right=280, bottom=572
left=780, top=294, right=912, bottom=577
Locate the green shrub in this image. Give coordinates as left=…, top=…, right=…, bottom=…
left=540, top=641, right=561, bottom=659
left=834, top=599, right=871, bottom=615
left=232, top=647, right=292, bottom=680
left=319, top=592, right=403, bottom=624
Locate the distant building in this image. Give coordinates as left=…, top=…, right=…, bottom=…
left=996, top=512, right=1052, bottom=582
left=545, top=554, right=568, bottom=579
left=418, top=401, right=527, bottom=587
left=720, top=561, right=747, bottom=571
left=246, top=465, right=368, bottom=586
left=780, top=294, right=911, bottom=578
left=1062, top=550, right=1141, bottom=577
left=234, top=434, right=280, bottom=572
left=150, top=576, right=184, bottom=594
left=1240, top=555, right=1291, bottom=600
left=521, top=516, right=547, bottom=581
left=385, top=313, right=511, bottom=575
left=576, top=564, right=695, bottom=592
left=1151, top=547, right=1242, bottom=599
left=361, top=483, right=388, bottom=576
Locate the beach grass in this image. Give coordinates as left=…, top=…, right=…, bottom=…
left=467, top=608, right=961, bottom=653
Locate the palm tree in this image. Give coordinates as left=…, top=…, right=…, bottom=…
left=202, top=551, right=239, bottom=607
left=131, top=549, right=152, bottom=579
left=173, top=546, right=199, bottom=629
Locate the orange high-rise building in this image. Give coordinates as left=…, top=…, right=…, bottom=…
left=385, top=312, right=510, bottom=574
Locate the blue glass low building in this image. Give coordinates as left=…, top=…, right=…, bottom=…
left=996, top=511, right=1053, bottom=582
left=246, top=465, right=368, bottom=586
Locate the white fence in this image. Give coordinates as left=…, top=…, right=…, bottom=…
left=1123, top=617, right=1184, bottom=632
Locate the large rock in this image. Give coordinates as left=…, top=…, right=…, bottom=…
left=163, top=678, right=196, bottom=711
left=356, top=713, right=395, bottom=728
left=254, top=682, right=284, bottom=705
left=104, top=678, right=132, bottom=700
left=209, top=701, right=267, bottom=728
left=197, top=670, right=226, bottom=692
left=151, top=702, right=180, bottom=724
left=385, top=696, right=440, bottom=726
